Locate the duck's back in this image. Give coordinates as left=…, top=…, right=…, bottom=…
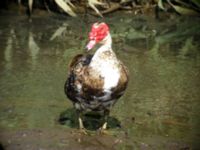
left=65, top=54, right=93, bottom=102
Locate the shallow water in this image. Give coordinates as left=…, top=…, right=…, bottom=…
left=0, top=11, right=200, bottom=150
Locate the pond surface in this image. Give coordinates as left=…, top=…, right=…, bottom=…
left=0, top=11, right=200, bottom=150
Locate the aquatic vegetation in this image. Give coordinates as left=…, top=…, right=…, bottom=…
left=157, top=0, right=200, bottom=16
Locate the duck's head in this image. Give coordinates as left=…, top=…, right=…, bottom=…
left=86, top=22, right=110, bottom=51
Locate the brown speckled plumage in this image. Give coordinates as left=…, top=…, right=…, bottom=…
left=65, top=53, right=129, bottom=112
left=64, top=22, right=129, bottom=132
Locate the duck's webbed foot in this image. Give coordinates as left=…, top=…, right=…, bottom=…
left=78, top=116, right=87, bottom=134
left=97, top=110, right=110, bottom=134
left=98, top=122, right=109, bottom=134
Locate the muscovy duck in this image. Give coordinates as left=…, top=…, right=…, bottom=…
left=64, top=22, right=129, bottom=132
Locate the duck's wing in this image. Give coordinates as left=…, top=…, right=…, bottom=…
left=110, top=61, right=129, bottom=100
left=66, top=54, right=105, bottom=101
left=68, top=54, right=93, bottom=71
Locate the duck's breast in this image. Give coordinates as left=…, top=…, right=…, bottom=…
left=89, top=50, right=122, bottom=91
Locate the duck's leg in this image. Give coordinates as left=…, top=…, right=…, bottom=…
left=98, top=110, right=110, bottom=134
left=77, top=111, right=87, bottom=134
left=78, top=114, right=84, bottom=129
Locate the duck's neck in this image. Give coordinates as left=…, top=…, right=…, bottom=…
left=90, top=34, right=117, bottom=68
left=100, top=33, right=112, bottom=51
left=92, top=34, right=113, bottom=58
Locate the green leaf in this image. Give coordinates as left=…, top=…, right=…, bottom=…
left=158, top=0, right=166, bottom=10
left=169, top=2, right=200, bottom=15
left=174, top=5, right=199, bottom=15
left=191, top=0, right=200, bottom=8
left=54, top=0, right=76, bottom=17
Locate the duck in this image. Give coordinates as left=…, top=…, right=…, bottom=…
left=64, top=22, right=129, bottom=133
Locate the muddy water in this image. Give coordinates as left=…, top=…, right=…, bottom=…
left=0, top=11, right=200, bottom=150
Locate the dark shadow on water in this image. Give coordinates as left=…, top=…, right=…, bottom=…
left=0, top=143, right=4, bottom=150
left=58, top=108, right=121, bottom=130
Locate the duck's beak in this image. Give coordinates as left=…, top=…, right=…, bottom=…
left=86, top=40, right=96, bottom=52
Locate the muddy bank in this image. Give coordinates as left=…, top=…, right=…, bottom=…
left=0, top=128, right=192, bottom=150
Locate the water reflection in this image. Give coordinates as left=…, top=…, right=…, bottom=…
left=4, top=29, right=15, bottom=71
left=50, top=23, right=69, bottom=41
left=28, top=31, right=40, bottom=69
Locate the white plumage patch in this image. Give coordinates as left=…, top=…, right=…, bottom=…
left=100, top=62, right=120, bottom=90
left=77, top=83, right=82, bottom=92
left=90, top=51, right=120, bottom=90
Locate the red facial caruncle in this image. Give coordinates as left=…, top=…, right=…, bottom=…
left=86, top=22, right=109, bottom=51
